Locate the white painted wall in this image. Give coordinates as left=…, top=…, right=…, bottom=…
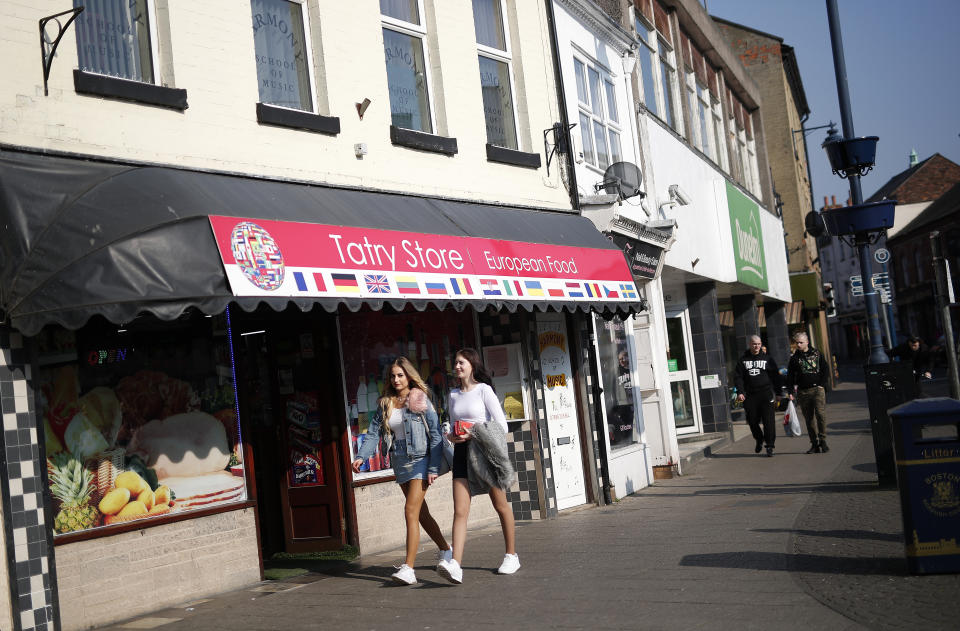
left=760, top=206, right=792, bottom=302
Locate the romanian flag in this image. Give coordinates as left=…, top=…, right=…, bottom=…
left=583, top=283, right=601, bottom=298
left=332, top=273, right=360, bottom=293
left=603, top=284, right=619, bottom=298
left=619, top=282, right=637, bottom=299
left=480, top=278, right=501, bottom=296
left=450, top=277, right=473, bottom=295
left=524, top=280, right=544, bottom=296
left=425, top=281, right=447, bottom=295
left=395, top=275, right=420, bottom=295
left=565, top=282, right=584, bottom=298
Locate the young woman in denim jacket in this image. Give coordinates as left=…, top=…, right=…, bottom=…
left=352, top=357, right=452, bottom=584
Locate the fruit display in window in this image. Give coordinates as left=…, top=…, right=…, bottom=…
left=97, top=474, right=173, bottom=525
left=97, top=487, right=131, bottom=516
left=49, top=453, right=101, bottom=533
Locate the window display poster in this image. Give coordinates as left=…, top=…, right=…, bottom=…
left=482, top=343, right=528, bottom=420
left=339, top=309, right=477, bottom=476
left=38, top=316, right=245, bottom=536
left=595, top=315, right=637, bottom=448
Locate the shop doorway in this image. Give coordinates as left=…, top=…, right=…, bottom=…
left=234, top=312, right=347, bottom=556
left=536, top=313, right=587, bottom=510
left=665, top=312, right=701, bottom=435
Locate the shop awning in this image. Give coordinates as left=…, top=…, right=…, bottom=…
left=0, top=149, right=644, bottom=335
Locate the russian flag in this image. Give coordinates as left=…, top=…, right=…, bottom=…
left=425, top=281, right=447, bottom=295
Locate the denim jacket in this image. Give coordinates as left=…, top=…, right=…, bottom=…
left=355, top=398, right=443, bottom=475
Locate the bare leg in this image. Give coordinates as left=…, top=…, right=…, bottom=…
left=451, top=477, right=472, bottom=562
left=418, top=495, right=449, bottom=551
left=400, top=480, right=427, bottom=567
left=488, top=486, right=516, bottom=555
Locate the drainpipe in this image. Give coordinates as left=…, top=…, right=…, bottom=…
left=586, top=326, right=613, bottom=505
left=544, top=0, right=581, bottom=211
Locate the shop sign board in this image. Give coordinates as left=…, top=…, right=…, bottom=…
left=607, top=232, right=665, bottom=282
left=726, top=182, right=768, bottom=291
left=209, top=216, right=637, bottom=302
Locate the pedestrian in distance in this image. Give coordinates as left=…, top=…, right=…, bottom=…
left=437, top=348, right=518, bottom=584
left=734, top=335, right=783, bottom=457
left=888, top=334, right=932, bottom=386
left=352, top=357, right=451, bottom=585
left=787, top=332, right=831, bottom=454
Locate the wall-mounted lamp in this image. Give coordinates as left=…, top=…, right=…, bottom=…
left=621, top=44, right=637, bottom=75
left=356, top=98, right=371, bottom=120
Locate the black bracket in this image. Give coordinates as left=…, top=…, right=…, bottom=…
left=543, top=122, right=576, bottom=177
left=40, top=6, right=84, bottom=96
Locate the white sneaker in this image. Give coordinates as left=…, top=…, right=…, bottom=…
left=436, top=557, right=463, bottom=584
left=436, top=548, right=453, bottom=572
left=390, top=564, right=417, bottom=585
left=497, top=553, right=520, bottom=575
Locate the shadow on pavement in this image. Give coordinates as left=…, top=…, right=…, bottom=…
left=640, top=480, right=879, bottom=497
left=752, top=528, right=902, bottom=542
left=680, top=551, right=906, bottom=575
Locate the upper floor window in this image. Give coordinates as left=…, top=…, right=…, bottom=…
left=573, top=56, right=622, bottom=171
left=381, top=0, right=433, bottom=133
left=74, top=0, right=157, bottom=83
left=634, top=17, right=658, bottom=115
left=250, top=0, right=315, bottom=112
left=473, top=0, right=517, bottom=149
left=657, top=39, right=678, bottom=131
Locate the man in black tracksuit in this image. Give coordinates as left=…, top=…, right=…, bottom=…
left=734, top=335, right=783, bottom=457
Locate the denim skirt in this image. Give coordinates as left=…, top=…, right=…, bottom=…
left=391, top=439, right=429, bottom=484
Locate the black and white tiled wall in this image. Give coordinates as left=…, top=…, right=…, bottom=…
left=1, top=326, right=57, bottom=631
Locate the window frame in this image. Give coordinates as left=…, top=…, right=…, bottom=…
left=473, top=0, right=520, bottom=150
left=711, top=98, right=726, bottom=171
left=697, top=83, right=714, bottom=161
left=381, top=0, right=438, bottom=134
left=74, top=0, right=161, bottom=85
left=572, top=52, right=624, bottom=173
left=633, top=12, right=659, bottom=116
left=250, top=0, right=320, bottom=114
left=657, top=37, right=679, bottom=132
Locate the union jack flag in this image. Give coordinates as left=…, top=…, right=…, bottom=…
left=364, top=274, right=391, bottom=294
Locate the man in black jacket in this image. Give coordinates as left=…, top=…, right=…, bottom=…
left=787, top=331, right=831, bottom=454
left=734, top=335, right=783, bottom=457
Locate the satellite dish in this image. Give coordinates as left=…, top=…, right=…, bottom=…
left=804, top=211, right=826, bottom=238
left=599, top=162, right=645, bottom=200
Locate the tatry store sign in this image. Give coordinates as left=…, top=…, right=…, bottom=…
left=209, top=216, right=637, bottom=302
left=726, top=182, right=768, bottom=291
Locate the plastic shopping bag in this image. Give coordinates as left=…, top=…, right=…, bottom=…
left=783, top=400, right=802, bottom=437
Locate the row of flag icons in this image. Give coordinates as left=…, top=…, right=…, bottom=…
left=288, top=271, right=638, bottom=300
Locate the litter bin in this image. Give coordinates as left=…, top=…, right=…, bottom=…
left=889, top=397, right=960, bottom=574
left=865, top=362, right=919, bottom=487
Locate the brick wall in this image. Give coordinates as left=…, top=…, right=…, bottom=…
left=54, top=508, right=260, bottom=631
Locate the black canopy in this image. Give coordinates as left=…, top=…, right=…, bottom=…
left=0, top=149, right=644, bottom=336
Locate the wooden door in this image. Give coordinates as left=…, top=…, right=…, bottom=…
left=272, top=321, right=347, bottom=552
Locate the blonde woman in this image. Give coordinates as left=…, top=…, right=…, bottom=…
left=352, top=357, right=452, bottom=584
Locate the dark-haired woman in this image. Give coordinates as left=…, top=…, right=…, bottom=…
left=352, top=357, right=451, bottom=585
left=436, top=348, right=518, bottom=584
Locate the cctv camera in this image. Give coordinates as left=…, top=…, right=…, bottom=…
left=668, top=184, right=692, bottom=206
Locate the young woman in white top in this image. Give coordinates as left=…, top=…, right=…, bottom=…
left=352, top=357, right=452, bottom=584
left=436, top=348, right=519, bottom=584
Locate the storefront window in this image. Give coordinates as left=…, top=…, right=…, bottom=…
left=670, top=381, right=695, bottom=428
left=594, top=315, right=637, bottom=448
left=38, top=311, right=244, bottom=535
left=665, top=316, right=688, bottom=372
left=340, top=308, right=477, bottom=478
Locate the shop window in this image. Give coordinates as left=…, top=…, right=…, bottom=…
left=381, top=0, right=434, bottom=133
left=594, top=315, right=638, bottom=450
left=341, top=308, right=477, bottom=480
left=573, top=56, right=622, bottom=171
left=473, top=0, right=518, bottom=150
left=38, top=311, right=245, bottom=537
left=74, top=0, right=157, bottom=83
left=250, top=0, right=316, bottom=112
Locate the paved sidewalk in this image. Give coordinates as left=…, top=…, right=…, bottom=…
left=96, top=376, right=959, bottom=631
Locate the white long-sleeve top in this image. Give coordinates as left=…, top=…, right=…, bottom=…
left=447, top=383, right=508, bottom=434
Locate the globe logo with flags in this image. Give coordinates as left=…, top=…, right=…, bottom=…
left=230, top=222, right=285, bottom=291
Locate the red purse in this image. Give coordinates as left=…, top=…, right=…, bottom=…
left=452, top=420, right=475, bottom=436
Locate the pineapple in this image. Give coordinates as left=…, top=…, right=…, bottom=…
left=49, top=453, right=100, bottom=533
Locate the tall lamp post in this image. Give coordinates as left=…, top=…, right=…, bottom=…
left=816, top=0, right=912, bottom=487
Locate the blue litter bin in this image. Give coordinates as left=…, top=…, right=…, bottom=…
left=889, top=397, right=960, bottom=574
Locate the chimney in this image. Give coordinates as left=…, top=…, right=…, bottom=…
left=831, top=195, right=837, bottom=207
left=909, top=148, right=918, bottom=167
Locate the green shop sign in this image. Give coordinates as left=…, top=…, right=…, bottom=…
left=726, top=182, right=768, bottom=291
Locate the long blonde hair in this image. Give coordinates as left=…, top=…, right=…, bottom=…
left=378, top=357, right=430, bottom=437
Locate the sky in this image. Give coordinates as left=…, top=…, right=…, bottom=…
left=707, top=0, right=960, bottom=208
